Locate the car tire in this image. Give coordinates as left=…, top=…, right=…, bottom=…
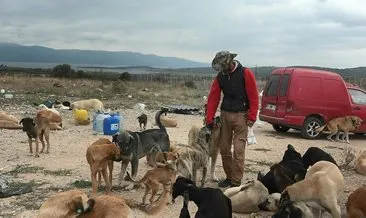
left=272, top=124, right=290, bottom=132
left=301, top=117, right=323, bottom=139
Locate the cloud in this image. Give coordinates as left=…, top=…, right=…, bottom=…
left=0, top=0, right=366, bottom=68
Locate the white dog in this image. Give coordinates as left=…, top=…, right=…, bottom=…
left=224, top=179, right=269, bottom=213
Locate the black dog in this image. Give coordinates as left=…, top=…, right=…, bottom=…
left=19, top=117, right=37, bottom=154
left=172, top=176, right=232, bottom=218
left=258, top=144, right=307, bottom=194
left=302, top=146, right=338, bottom=169
left=137, top=113, right=148, bottom=130
left=113, top=108, right=170, bottom=189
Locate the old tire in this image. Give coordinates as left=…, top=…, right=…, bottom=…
left=301, top=117, right=323, bottom=139
left=273, top=124, right=290, bottom=133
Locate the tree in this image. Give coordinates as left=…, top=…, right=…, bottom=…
left=119, top=72, right=131, bottom=81
left=52, top=64, right=73, bottom=78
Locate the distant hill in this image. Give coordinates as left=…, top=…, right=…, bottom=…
left=0, top=42, right=209, bottom=69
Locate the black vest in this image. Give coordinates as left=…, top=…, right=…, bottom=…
left=216, top=63, right=249, bottom=112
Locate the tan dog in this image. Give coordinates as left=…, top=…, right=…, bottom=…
left=126, top=152, right=179, bottom=205
left=160, top=113, right=178, bottom=127
left=346, top=186, right=366, bottom=218
left=355, top=149, right=366, bottom=176
left=86, top=138, right=122, bottom=195
left=79, top=194, right=133, bottom=218
left=279, top=161, right=344, bottom=218
left=0, top=111, right=19, bottom=124
left=37, top=189, right=90, bottom=218
left=38, top=189, right=169, bottom=218
left=70, top=98, right=104, bottom=111
left=315, top=116, right=363, bottom=143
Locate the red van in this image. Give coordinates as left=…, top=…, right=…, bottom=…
left=259, top=67, right=366, bottom=139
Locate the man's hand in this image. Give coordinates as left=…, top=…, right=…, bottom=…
left=246, top=120, right=255, bottom=127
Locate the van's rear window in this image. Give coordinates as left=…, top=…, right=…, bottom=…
left=265, top=75, right=281, bottom=96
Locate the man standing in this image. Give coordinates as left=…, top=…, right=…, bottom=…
left=206, top=51, right=259, bottom=187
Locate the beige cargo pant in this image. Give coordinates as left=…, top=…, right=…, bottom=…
left=219, top=110, right=248, bottom=185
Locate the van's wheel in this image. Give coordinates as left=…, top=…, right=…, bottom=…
left=301, top=117, right=323, bottom=139
left=273, top=124, right=290, bottom=132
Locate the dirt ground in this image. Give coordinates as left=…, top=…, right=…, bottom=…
left=0, top=105, right=365, bottom=218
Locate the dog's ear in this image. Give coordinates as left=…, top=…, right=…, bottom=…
left=68, top=196, right=86, bottom=215
left=287, top=144, right=295, bottom=150
left=84, top=199, right=95, bottom=213
left=19, top=118, right=24, bottom=125
left=279, top=190, right=290, bottom=208
left=112, top=134, right=119, bottom=144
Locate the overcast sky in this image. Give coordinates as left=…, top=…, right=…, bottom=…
left=1, top=0, right=366, bottom=68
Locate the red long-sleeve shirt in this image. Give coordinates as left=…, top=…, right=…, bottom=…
left=206, top=67, right=259, bottom=124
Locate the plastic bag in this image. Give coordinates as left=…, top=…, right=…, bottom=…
left=247, top=127, right=257, bottom=145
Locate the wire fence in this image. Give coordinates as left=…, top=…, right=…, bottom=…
left=343, top=77, right=366, bottom=89
left=129, top=73, right=268, bottom=90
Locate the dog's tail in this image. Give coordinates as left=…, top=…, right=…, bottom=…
left=124, top=191, right=170, bottom=215
left=125, top=171, right=145, bottom=184
left=155, top=108, right=168, bottom=133
left=314, top=124, right=327, bottom=133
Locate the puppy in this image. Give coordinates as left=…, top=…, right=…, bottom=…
left=315, top=115, right=363, bottom=143
left=137, top=113, right=148, bottom=130
left=126, top=152, right=179, bottom=205
left=19, top=113, right=52, bottom=157
left=86, top=138, right=122, bottom=195
left=273, top=200, right=332, bottom=218
left=175, top=126, right=212, bottom=187
left=258, top=193, right=281, bottom=212
left=172, top=176, right=232, bottom=218
left=224, top=179, right=269, bottom=213
left=37, top=189, right=90, bottom=218
left=355, top=149, right=366, bottom=176
left=112, top=109, right=170, bottom=190
left=346, top=186, right=366, bottom=218
left=279, top=161, right=344, bottom=218
left=302, top=146, right=338, bottom=169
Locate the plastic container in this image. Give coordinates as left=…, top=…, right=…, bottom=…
left=95, top=113, right=110, bottom=134
left=73, top=109, right=88, bottom=123
left=103, top=113, right=120, bottom=135
left=92, top=111, right=103, bottom=131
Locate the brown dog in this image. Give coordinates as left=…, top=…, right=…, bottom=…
left=315, top=116, right=363, bottom=143
left=86, top=138, right=122, bottom=195
left=37, top=189, right=90, bottom=218
left=346, top=186, right=366, bottom=218
left=137, top=113, right=148, bottom=130
left=126, top=152, right=179, bottom=204
left=19, top=111, right=53, bottom=157
left=38, top=190, right=170, bottom=218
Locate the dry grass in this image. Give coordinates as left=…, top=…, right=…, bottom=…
left=0, top=74, right=208, bottom=109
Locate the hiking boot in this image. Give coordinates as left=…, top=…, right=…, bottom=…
left=218, top=178, right=232, bottom=188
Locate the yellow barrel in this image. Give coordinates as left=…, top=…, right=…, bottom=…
left=73, top=109, right=88, bottom=123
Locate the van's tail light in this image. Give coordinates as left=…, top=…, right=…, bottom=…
left=287, top=100, right=294, bottom=112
